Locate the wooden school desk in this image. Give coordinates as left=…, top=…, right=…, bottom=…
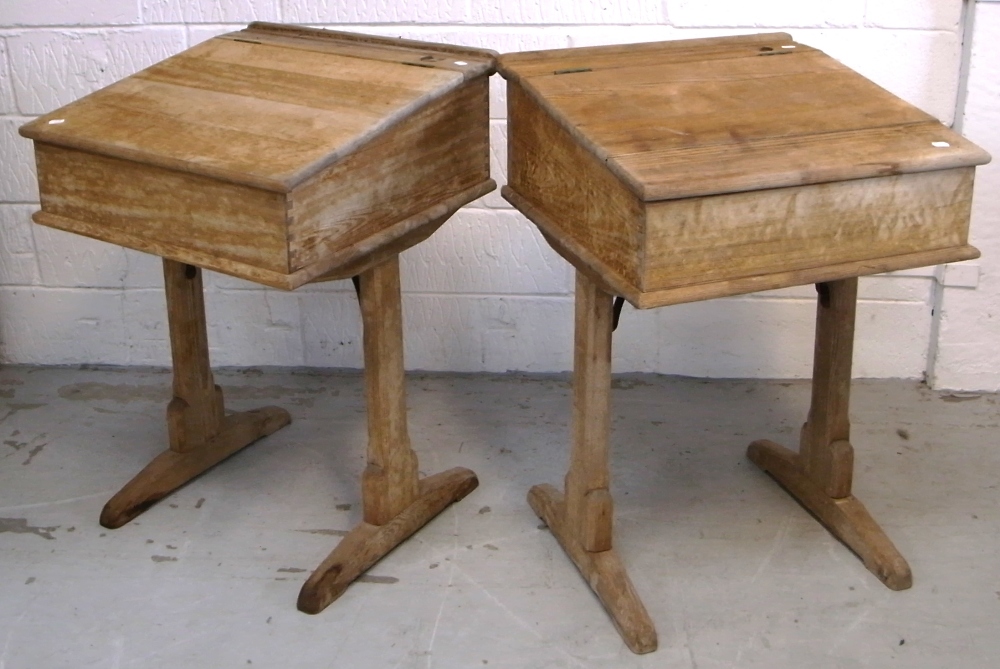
left=19, top=22, right=496, bottom=614
left=498, top=33, right=990, bottom=653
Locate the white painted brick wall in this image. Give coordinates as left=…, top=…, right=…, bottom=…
left=0, top=288, right=128, bottom=364
left=668, top=0, right=865, bottom=28
left=5, top=28, right=186, bottom=114
left=0, top=0, right=141, bottom=27
left=142, top=0, right=279, bottom=24
left=865, top=0, right=964, bottom=30
left=0, top=37, right=17, bottom=113
left=0, top=118, right=38, bottom=201
left=33, top=226, right=129, bottom=287
left=281, top=1, right=665, bottom=25
left=1, top=0, right=992, bottom=388
left=931, top=2, right=1000, bottom=391
left=795, top=27, right=962, bottom=124
left=0, top=205, right=39, bottom=285
left=400, top=210, right=571, bottom=296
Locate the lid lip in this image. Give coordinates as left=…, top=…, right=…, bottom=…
left=636, top=157, right=993, bottom=203
left=18, top=24, right=494, bottom=193
left=625, top=126, right=994, bottom=203
left=497, top=31, right=794, bottom=80
left=245, top=22, right=500, bottom=63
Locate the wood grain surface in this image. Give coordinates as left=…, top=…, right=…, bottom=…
left=507, top=81, right=643, bottom=288
left=500, top=32, right=989, bottom=306
left=642, top=167, right=977, bottom=292
left=21, top=23, right=495, bottom=191
left=288, top=77, right=490, bottom=272
left=22, top=24, right=496, bottom=286
left=500, top=33, right=989, bottom=201
left=34, top=143, right=290, bottom=273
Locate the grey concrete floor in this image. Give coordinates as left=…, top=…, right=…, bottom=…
left=1, top=365, right=998, bottom=668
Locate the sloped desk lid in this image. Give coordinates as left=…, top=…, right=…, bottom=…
left=20, top=22, right=497, bottom=193
left=499, top=33, right=990, bottom=202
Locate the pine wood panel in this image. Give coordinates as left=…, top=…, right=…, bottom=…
left=530, top=51, right=929, bottom=155
left=501, top=34, right=989, bottom=201
left=41, top=77, right=387, bottom=191
left=500, top=32, right=989, bottom=308
left=500, top=32, right=798, bottom=80
left=619, top=122, right=990, bottom=201
left=288, top=77, right=490, bottom=272
left=19, top=23, right=493, bottom=191
left=21, top=24, right=496, bottom=287
left=235, top=22, right=497, bottom=78
left=506, top=81, right=644, bottom=289
left=642, top=168, right=975, bottom=292
left=34, top=143, right=289, bottom=273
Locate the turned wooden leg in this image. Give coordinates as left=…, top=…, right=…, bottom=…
left=298, top=255, right=478, bottom=614
left=747, top=277, right=912, bottom=590
left=100, top=260, right=291, bottom=529
left=527, top=271, right=656, bottom=654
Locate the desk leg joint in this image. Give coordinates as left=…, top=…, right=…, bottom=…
left=100, top=260, right=291, bottom=529
left=746, top=440, right=911, bottom=590
left=298, top=256, right=479, bottom=614
left=746, top=278, right=911, bottom=590
left=297, top=467, right=478, bottom=614
left=528, top=483, right=657, bottom=654
left=525, top=271, right=656, bottom=654
left=100, top=405, right=290, bottom=529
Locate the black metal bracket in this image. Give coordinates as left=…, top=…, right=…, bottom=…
left=612, top=296, right=625, bottom=332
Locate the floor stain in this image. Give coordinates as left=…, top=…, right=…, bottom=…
left=277, top=567, right=307, bottom=573
left=57, top=382, right=334, bottom=405
left=896, top=428, right=910, bottom=440
left=24, top=577, right=35, bottom=585
left=612, top=378, right=653, bottom=390
left=4, top=438, right=26, bottom=451
left=0, top=403, right=45, bottom=424
left=151, top=555, right=178, bottom=563
left=58, top=383, right=169, bottom=403
left=5, top=430, right=48, bottom=459
left=483, top=544, right=499, bottom=551
left=0, top=517, right=59, bottom=540
left=224, top=386, right=329, bottom=401
left=195, top=498, right=206, bottom=509
left=23, top=442, right=46, bottom=466
left=0, top=389, right=14, bottom=399
left=335, top=503, right=352, bottom=511
left=296, top=529, right=349, bottom=537
left=478, top=506, right=491, bottom=514
left=357, top=575, right=398, bottom=584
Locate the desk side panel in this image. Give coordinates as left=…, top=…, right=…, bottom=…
left=287, top=75, right=491, bottom=272
left=33, top=143, right=290, bottom=275
left=642, top=168, right=975, bottom=293
left=506, top=81, right=644, bottom=291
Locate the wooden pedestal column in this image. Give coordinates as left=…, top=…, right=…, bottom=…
left=297, top=255, right=479, bottom=614
left=100, top=259, right=292, bottom=529
left=747, top=278, right=912, bottom=590
left=527, top=271, right=657, bottom=654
